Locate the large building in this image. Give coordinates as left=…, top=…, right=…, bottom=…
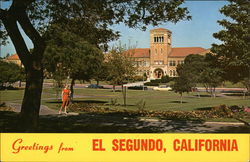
left=127, top=28, right=209, bottom=79
left=4, top=54, right=22, bottom=67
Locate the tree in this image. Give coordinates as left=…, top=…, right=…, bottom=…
left=172, top=62, right=196, bottom=103
left=106, top=45, right=137, bottom=105
left=0, top=0, right=190, bottom=130
left=176, top=54, right=224, bottom=98
left=171, top=73, right=193, bottom=104
left=44, top=25, right=103, bottom=100
left=212, top=0, right=250, bottom=93
left=92, top=62, right=109, bottom=86
left=106, top=46, right=136, bottom=89
left=200, top=67, right=223, bottom=98
left=174, top=54, right=206, bottom=98
left=199, top=54, right=224, bottom=97
left=160, top=75, right=171, bottom=84
left=0, top=60, right=24, bottom=87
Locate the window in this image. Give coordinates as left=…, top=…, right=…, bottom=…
left=170, top=70, right=172, bottom=77
left=159, top=61, right=163, bottom=65
left=169, top=60, right=176, bottom=66
left=154, top=35, right=164, bottom=43
left=173, top=70, right=176, bottom=76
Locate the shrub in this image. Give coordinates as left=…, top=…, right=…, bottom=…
left=144, top=82, right=159, bottom=86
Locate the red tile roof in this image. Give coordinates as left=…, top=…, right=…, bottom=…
left=150, top=28, right=170, bottom=32
left=126, top=48, right=150, bottom=58
left=6, top=54, right=20, bottom=60
left=169, top=47, right=206, bottom=57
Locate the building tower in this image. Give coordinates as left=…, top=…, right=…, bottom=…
left=149, top=28, right=172, bottom=79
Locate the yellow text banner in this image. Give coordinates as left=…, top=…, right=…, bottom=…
left=0, top=133, right=249, bottom=162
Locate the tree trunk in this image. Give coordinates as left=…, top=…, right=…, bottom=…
left=96, top=80, right=99, bottom=86
left=122, top=85, right=127, bottom=106
left=18, top=80, right=22, bottom=87
left=70, top=79, right=75, bottom=101
left=180, top=93, right=183, bottom=104
left=20, top=65, right=43, bottom=131
left=112, top=84, right=115, bottom=92
left=1, top=1, right=45, bottom=131
left=197, top=92, right=200, bottom=98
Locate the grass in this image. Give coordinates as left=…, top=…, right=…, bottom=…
left=1, top=88, right=249, bottom=112
left=1, top=87, right=250, bottom=132
left=196, top=81, right=245, bottom=88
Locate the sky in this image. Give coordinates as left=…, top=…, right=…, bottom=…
left=0, top=1, right=228, bottom=57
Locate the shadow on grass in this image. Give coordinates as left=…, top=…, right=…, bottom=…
left=195, top=107, right=213, bottom=111
left=46, top=100, right=108, bottom=104
left=223, top=93, right=249, bottom=97
left=169, top=101, right=188, bottom=104
left=194, top=95, right=213, bottom=97
left=1, top=110, right=249, bottom=133
left=215, top=125, right=250, bottom=133
left=0, top=86, right=25, bottom=90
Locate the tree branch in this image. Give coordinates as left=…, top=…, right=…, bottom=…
left=1, top=10, right=30, bottom=67
left=11, top=0, right=45, bottom=56
left=0, top=9, right=6, bottom=19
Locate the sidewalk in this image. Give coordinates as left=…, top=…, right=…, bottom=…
left=6, top=102, right=78, bottom=116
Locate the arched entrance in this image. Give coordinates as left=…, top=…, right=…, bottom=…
left=154, top=68, right=164, bottom=79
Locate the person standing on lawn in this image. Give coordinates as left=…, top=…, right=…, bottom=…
left=59, top=85, right=71, bottom=114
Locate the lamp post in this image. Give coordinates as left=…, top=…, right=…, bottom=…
left=142, top=58, right=145, bottom=91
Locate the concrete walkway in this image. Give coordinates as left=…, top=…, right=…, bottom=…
left=6, top=102, right=78, bottom=116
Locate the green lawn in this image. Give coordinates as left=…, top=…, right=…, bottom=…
left=1, top=88, right=249, bottom=112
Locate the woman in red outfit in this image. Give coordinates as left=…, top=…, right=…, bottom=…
left=59, top=85, right=71, bottom=114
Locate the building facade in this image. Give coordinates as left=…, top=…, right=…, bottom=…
left=127, top=28, right=209, bottom=79
left=4, top=54, right=22, bottom=67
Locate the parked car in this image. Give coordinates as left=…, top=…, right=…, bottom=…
left=85, top=84, right=104, bottom=89
left=128, top=85, right=148, bottom=90
left=153, top=85, right=172, bottom=91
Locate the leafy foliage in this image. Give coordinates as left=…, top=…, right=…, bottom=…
left=0, top=59, right=24, bottom=87
left=106, top=45, right=137, bottom=86
left=212, top=0, right=250, bottom=83
left=174, top=54, right=223, bottom=97
left=0, top=0, right=191, bottom=130
left=43, top=24, right=103, bottom=83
